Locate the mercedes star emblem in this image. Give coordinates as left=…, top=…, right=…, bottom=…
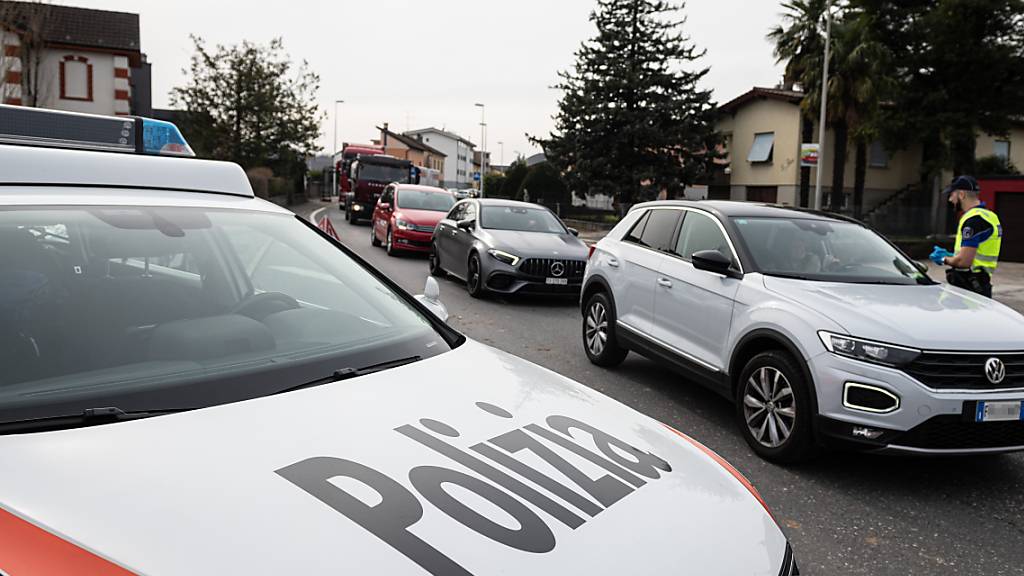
left=985, top=357, right=1006, bottom=385
left=550, top=261, right=565, bottom=277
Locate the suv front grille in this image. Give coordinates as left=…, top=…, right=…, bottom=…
left=519, top=258, right=586, bottom=279
left=903, top=352, right=1024, bottom=390
left=899, top=415, right=1024, bottom=450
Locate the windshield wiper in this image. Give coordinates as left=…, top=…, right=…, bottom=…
left=0, top=406, right=190, bottom=435
left=765, top=272, right=818, bottom=281
left=274, top=355, right=423, bottom=395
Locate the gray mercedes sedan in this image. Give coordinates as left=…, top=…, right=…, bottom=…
left=429, top=199, right=590, bottom=297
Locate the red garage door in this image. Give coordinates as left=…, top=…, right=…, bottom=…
left=997, top=192, right=1024, bottom=262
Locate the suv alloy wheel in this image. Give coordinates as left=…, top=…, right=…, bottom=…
left=736, top=351, right=816, bottom=463
left=583, top=292, right=628, bottom=367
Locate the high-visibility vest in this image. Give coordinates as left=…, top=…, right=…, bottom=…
left=955, top=206, right=1002, bottom=274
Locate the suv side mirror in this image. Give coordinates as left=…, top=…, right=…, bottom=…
left=567, top=227, right=580, bottom=237
left=457, top=219, right=475, bottom=231
left=692, top=250, right=741, bottom=279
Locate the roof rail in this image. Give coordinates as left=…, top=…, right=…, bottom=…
left=0, top=104, right=195, bottom=157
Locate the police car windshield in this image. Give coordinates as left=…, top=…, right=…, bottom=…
left=0, top=206, right=455, bottom=424
left=732, top=217, right=933, bottom=285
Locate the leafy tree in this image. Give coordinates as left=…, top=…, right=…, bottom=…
left=171, top=36, right=323, bottom=174
left=518, top=163, right=570, bottom=208
left=536, top=0, right=719, bottom=209
left=975, top=154, right=1020, bottom=176
left=483, top=173, right=508, bottom=198
left=500, top=157, right=529, bottom=199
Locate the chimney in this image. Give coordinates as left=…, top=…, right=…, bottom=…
left=382, top=123, right=389, bottom=147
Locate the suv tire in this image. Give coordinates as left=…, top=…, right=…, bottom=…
left=429, top=243, right=446, bottom=278
left=582, top=291, right=628, bottom=367
left=735, top=351, right=816, bottom=464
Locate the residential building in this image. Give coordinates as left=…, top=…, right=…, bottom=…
left=404, top=127, right=476, bottom=188
left=716, top=87, right=1024, bottom=232
left=373, top=124, right=446, bottom=177
left=0, top=1, right=150, bottom=116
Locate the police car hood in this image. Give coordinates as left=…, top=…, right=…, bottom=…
left=0, top=340, right=787, bottom=576
left=764, top=276, right=1024, bottom=350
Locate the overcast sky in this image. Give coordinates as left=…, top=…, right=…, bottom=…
left=67, top=0, right=785, bottom=162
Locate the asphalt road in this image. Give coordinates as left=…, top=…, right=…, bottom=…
left=317, top=204, right=1024, bottom=575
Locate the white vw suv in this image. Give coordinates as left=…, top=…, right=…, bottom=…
left=582, top=200, right=1024, bottom=463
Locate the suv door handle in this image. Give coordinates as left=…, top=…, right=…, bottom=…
left=608, top=257, right=620, bottom=268
left=657, top=277, right=673, bottom=288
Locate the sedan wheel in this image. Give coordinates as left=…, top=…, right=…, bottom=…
left=466, top=252, right=485, bottom=298
left=736, top=351, right=816, bottom=463
left=385, top=228, right=398, bottom=256
left=370, top=222, right=382, bottom=247
left=582, top=292, right=627, bottom=367
left=429, top=243, right=446, bottom=278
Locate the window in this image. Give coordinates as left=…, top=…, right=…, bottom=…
left=869, top=140, right=889, bottom=168
left=674, top=211, right=735, bottom=266
left=625, top=209, right=680, bottom=252
left=59, top=55, right=92, bottom=101
left=748, top=132, right=774, bottom=163
left=463, top=202, right=478, bottom=222
left=746, top=186, right=778, bottom=204
left=380, top=185, right=395, bottom=204
left=624, top=210, right=651, bottom=244
left=447, top=203, right=466, bottom=221
left=995, top=140, right=1011, bottom=159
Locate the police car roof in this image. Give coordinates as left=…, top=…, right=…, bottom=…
left=0, top=144, right=255, bottom=198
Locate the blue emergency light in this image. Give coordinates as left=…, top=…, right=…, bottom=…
left=0, top=104, right=195, bottom=157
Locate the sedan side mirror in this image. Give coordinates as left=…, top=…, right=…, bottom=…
left=415, top=276, right=449, bottom=322
left=457, top=219, right=475, bottom=231
left=567, top=227, right=580, bottom=237
left=692, top=250, right=741, bottom=279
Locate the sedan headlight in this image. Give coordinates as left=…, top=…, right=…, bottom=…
left=819, top=331, right=920, bottom=367
left=395, top=218, right=410, bottom=230
left=487, top=249, right=521, bottom=266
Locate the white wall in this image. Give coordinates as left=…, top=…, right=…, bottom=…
left=35, top=49, right=117, bottom=115
left=408, top=129, right=475, bottom=187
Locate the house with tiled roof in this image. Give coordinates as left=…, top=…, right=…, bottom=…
left=373, top=123, right=447, bottom=178
left=0, top=1, right=151, bottom=116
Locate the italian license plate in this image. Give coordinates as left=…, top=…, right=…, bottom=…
left=975, top=400, right=1024, bottom=422
left=545, top=278, right=569, bottom=286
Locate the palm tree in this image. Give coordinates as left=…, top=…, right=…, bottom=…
left=770, top=2, right=892, bottom=217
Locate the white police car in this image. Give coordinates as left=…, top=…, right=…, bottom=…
left=0, top=106, right=797, bottom=575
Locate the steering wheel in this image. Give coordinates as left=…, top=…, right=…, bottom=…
left=230, top=291, right=300, bottom=320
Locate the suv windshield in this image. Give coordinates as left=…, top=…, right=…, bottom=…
left=732, top=217, right=932, bottom=285
left=397, top=189, right=455, bottom=212
left=481, top=206, right=566, bottom=234
left=0, top=206, right=455, bottom=424
left=360, top=163, right=408, bottom=183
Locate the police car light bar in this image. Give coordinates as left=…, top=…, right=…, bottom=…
left=0, top=105, right=195, bottom=158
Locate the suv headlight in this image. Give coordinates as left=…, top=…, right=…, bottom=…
left=487, top=249, right=521, bottom=266
left=819, top=331, right=920, bottom=367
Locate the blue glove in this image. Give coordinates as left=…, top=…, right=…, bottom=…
left=929, top=246, right=953, bottom=265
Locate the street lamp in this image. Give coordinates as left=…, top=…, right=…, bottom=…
left=498, top=141, right=504, bottom=167
left=475, top=103, right=486, bottom=197
left=333, top=99, right=344, bottom=199
left=813, top=4, right=833, bottom=211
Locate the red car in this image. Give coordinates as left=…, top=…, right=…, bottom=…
left=371, top=184, right=455, bottom=256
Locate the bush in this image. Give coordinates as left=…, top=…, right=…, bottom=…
left=976, top=155, right=1020, bottom=176
left=483, top=173, right=509, bottom=198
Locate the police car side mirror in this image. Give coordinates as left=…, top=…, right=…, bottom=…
left=913, top=260, right=929, bottom=274
left=415, top=276, right=449, bottom=322
left=568, top=227, right=580, bottom=237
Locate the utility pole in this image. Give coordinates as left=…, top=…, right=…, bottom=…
left=813, top=5, right=832, bottom=211
left=475, top=103, right=485, bottom=197
left=498, top=141, right=504, bottom=167
left=333, top=99, right=344, bottom=198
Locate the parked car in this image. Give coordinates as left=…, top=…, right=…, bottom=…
left=371, top=184, right=455, bottom=256
left=582, top=200, right=1024, bottom=463
left=430, top=199, right=589, bottom=298
left=0, top=106, right=799, bottom=576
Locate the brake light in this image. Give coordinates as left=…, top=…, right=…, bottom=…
left=588, top=244, right=596, bottom=259
left=663, top=424, right=776, bottom=521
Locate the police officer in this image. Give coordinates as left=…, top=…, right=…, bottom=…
left=929, top=175, right=1002, bottom=297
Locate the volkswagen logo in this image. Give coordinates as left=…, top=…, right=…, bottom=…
left=550, top=261, right=565, bottom=277
left=985, top=357, right=1006, bottom=385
